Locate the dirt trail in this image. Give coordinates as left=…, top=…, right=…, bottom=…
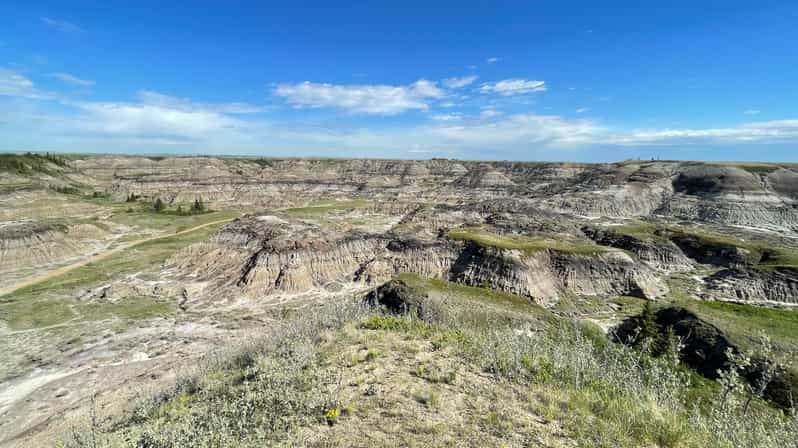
left=0, top=218, right=234, bottom=298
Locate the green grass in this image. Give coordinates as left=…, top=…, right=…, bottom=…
left=395, top=273, right=557, bottom=332
left=77, top=297, right=175, bottom=322
left=281, top=199, right=370, bottom=218
left=0, top=220, right=227, bottom=331
left=758, top=247, right=798, bottom=269
left=0, top=297, right=174, bottom=331
left=0, top=152, right=69, bottom=176
left=108, top=207, right=242, bottom=233
left=0, top=298, right=75, bottom=330
left=734, top=163, right=780, bottom=174
left=28, top=224, right=222, bottom=295
left=679, top=300, right=798, bottom=357
left=551, top=294, right=646, bottom=319
left=448, top=227, right=609, bottom=255
left=398, top=273, right=542, bottom=313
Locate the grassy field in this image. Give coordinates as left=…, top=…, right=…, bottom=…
left=0, top=153, right=69, bottom=176
left=281, top=199, right=370, bottom=218
left=677, top=299, right=798, bottom=363
left=398, top=272, right=553, bottom=318
left=448, top=227, right=610, bottom=255
left=107, top=206, right=243, bottom=234
left=0, top=219, right=227, bottom=331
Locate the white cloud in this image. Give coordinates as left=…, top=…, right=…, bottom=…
left=49, top=72, right=95, bottom=87
left=486, top=57, right=500, bottom=64
left=40, top=17, right=82, bottom=33
left=744, top=109, right=761, bottom=115
left=74, top=101, right=244, bottom=141
left=480, top=107, right=502, bottom=120
left=36, top=90, right=265, bottom=145
left=0, top=69, right=51, bottom=99
left=479, top=79, right=547, bottom=96
left=431, top=113, right=463, bottom=121
left=136, top=90, right=265, bottom=114
left=273, top=79, right=444, bottom=114
left=607, top=119, right=798, bottom=145
left=428, top=113, right=601, bottom=148
left=442, top=76, right=478, bottom=89
left=576, top=107, right=589, bottom=113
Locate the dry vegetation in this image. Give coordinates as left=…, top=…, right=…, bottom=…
left=60, top=292, right=798, bottom=448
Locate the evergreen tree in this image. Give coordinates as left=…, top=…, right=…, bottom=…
left=153, top=197, right=165, bottom=212
left=636, top=300, right=658, bottom=348
left=192, top=197, right=206, bottom=213
left=656, top=325, right=682, bottom=365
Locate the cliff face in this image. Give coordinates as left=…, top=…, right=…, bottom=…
left=0, top=221, right=108, bottom=274
left=582, top=227, right=694, bottom=273
left=168, top=213, right=667, bottom=305
left=703, top=267, right=798, bottom=305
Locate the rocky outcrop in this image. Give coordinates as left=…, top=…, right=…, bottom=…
left=658, top=165, right=798, bottom=231
left=168, top=214, right=668, bottom=304
left=365, top=279, right=427, bottom=315
left=668, top=234, right=755, bottom=267
left=582, top=226, right=694, bottom=272
left=703, top=267, right=798, bottom=305
left=0, top=221, right=107, bottom=271
left=616, top=306, right=798, bottom=409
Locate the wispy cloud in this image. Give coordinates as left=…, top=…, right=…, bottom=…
left=442, top=76, right=478, bottom=89
left=479, top=79, right=546, bottom=96
left=40, top=16, right=82, bottom=33
left=273, top=80, right=444, bottom=115
left=576, top=107, right=589, bottom=113
left=428, top=113, right=600, bottom=148
left=486, top=57, right=500, bottom=64
left=49, top=72, right=95, bottom=87
left=744, top=109, right=761, bottom=115
left=136, top=90, right=265, bottom=114
left=607, top=120, right=798, bottom=145
left=0, top=68, right=52, bottom=99
left=480, top=107, right=502, bottom=120
left=431, top=113, right=463, bottom=121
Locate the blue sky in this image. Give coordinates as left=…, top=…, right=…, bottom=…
left=1, top=0, right=797, bottom=161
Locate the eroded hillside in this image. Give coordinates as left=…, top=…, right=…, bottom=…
left=1, top=154, right=797, bottom=447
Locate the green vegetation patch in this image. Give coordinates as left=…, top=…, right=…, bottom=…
left=282, top=199, right=370, bottom=218
left=0, top=152, right=69, bottom=175
left=398, top=273, right=540, bottom=312
left=758, top=247, right=798, bottom=269
left=0, top=298, right=75, bottom=331
left=7, top=220, right=227, bottom=302
left=77, top=297, right=175, bottom=322
left=448, top=227, right=609, bottom=255
left=109, top=208, right=241, bottom=233
left=733, top=163, right=780, bottom=174
left=679, top=300, right=798, bottom=361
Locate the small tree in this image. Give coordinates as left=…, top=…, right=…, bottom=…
left=635, top=300, right=658, bottom=349
left=177, top=205, right=184, bottom=215
left=655, top=325, right=683, bottom=366
left=153, top=197, right=165, bottom=212
left=191, top=197, right=206, bottom=213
